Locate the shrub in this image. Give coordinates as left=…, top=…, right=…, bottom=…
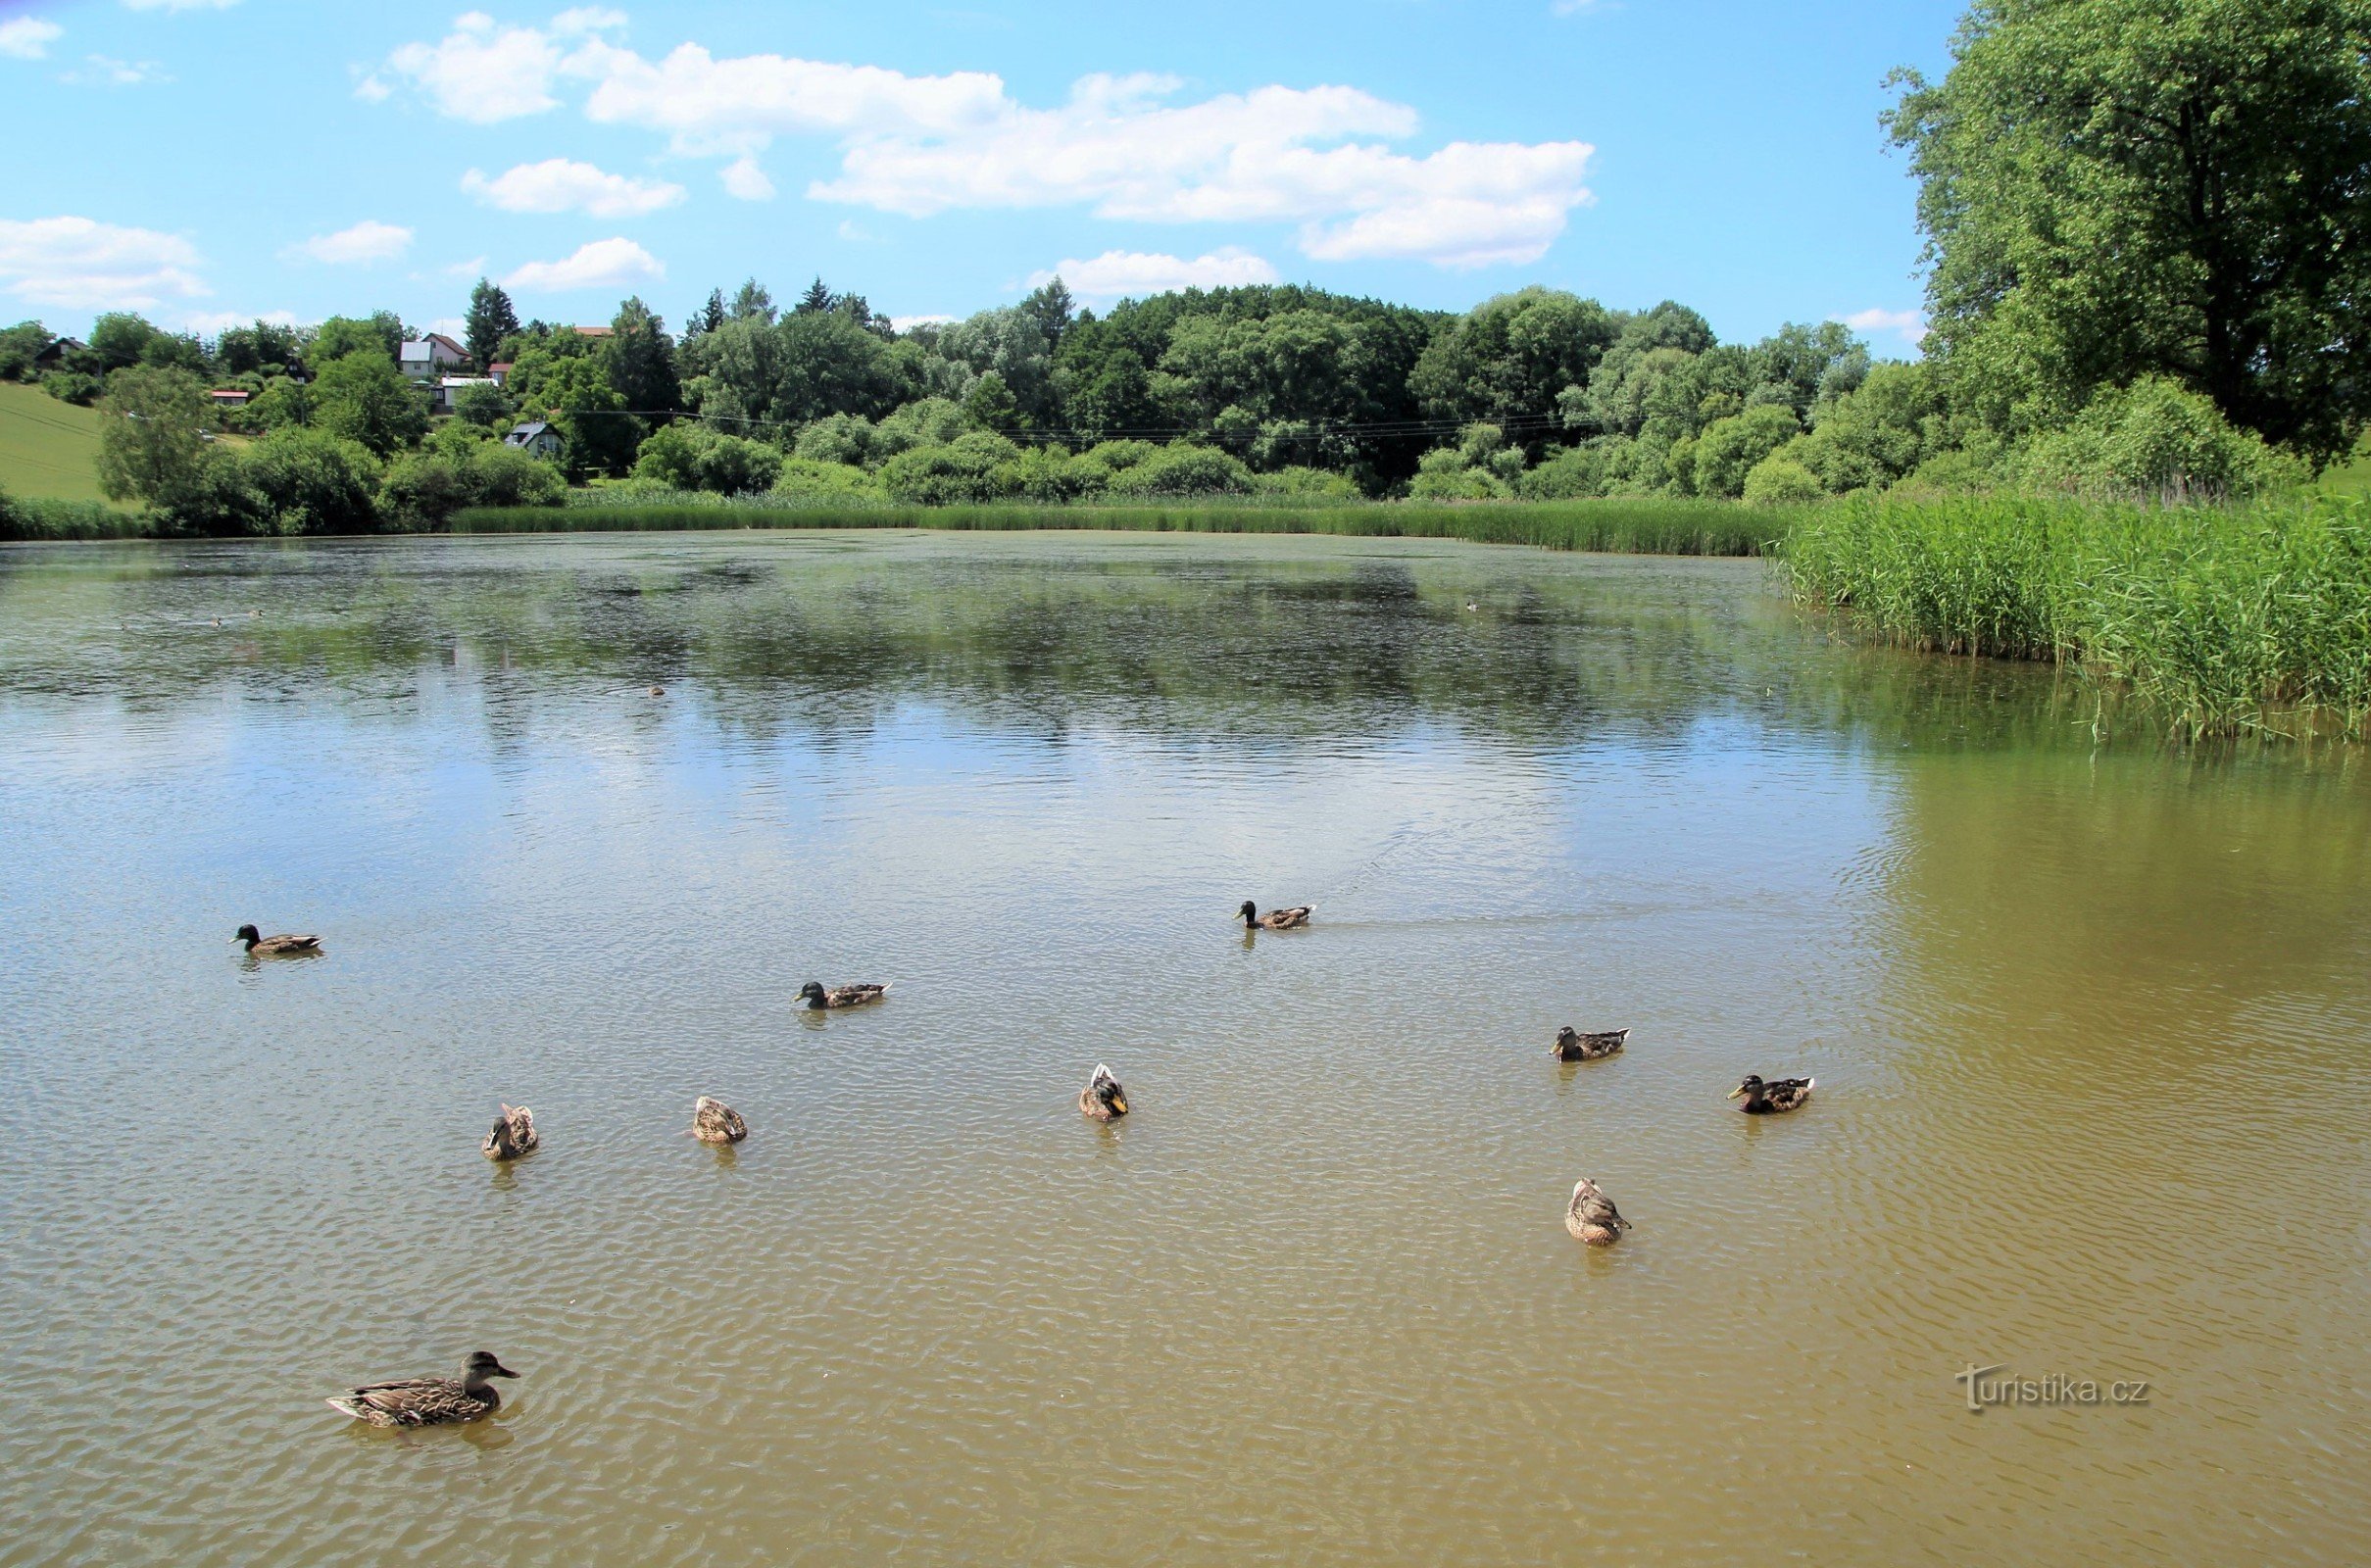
left=1743, top=455, right=1824, bottom=506
left=2023, top=375, right=2305, bottom=502
left=1007, top=445, right=1099, bottom=502
left=455, top=382, right=517, bottom=429
left=1103, top=443, right=1257, bottom=498
left=1692, top=404, right=1803, bottom=498
left=633, top=422, right=784, bottom=494
left=868, top=398, right=967, bottom=464
left=878, top=430, right=1023, bottom=504
left=238, top=426, right=383, bottom=534
left=795, top=412, right=874, bottom=466
left=43, top=371, right=103, bottom=406
left=1521, top=445, right=1610, bottom=500
left=380, top=443, right=564, bottom=529
left=769, top=458, right=881, bottom=500
left=1256, top=466, right=1360, bottom=500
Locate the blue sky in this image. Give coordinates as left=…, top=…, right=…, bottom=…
left=0, top=0, right=1960, bottom=350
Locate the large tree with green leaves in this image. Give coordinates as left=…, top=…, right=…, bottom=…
left=465, top=279, right=521, bottom=371
left=1890, top=0, right=2371, bottom=460
left=606, top=296, right=680, bottom=416
left=96, top=366, right=216, bottom=507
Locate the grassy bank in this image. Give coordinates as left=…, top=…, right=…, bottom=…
left=447, top=496, right=1794, bottom=555
left=1784, top=495, right=2371, bottom=737
left=0, top=382, right=116, bottom=506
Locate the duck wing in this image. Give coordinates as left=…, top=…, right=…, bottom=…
left=826, top=984, right=890, bottom=1007
left=1263, top=906, right=1313, bottom=929
left=261, top=934, right=321, bottom=954
left=332, top=1377, right=484, bottom=1427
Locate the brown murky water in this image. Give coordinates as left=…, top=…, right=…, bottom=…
left=3, top=530, right=2367, bottom=1566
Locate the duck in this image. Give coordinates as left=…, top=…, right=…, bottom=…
left=691, top=1095, right=748, bottom=1144
left=1564, top=1178, right=1632, bottom=1247
left=234, top=924, right=321, bottom=956
left=1553, top=1026, right=1629, bottom=1061
left=1729, top=1074, right=1814, bottom=1114
left=1079, top=1063, right=1129, bottom=1121
left=482, top=1103, right=538, bottom=1161
left=798, top=981, right=890, bottom=1010
left=326, top=1350, right=519, bottom=1428
left=1239, top=901, right=1313, bottom=931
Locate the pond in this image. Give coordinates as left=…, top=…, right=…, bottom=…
left=3, top=530, right=2366, bottom=1566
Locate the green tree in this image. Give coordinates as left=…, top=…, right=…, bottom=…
left=96, top=365, right=216, bottom=507
left=238, top=426, right=383, bottom=533
left=1690, top=403, right=1803, bottom=497
left=312, top=313, right=407, bottom=366
left=1890, top=0, right=2371, bottom=459
left=0, top=320, right=48, bottom=381
left=313, top=352, right=428, bottom=457
left=1410, top=287, right=1616, bottom=436
left=465, top=279, right=521, bottom=370
left=605, top=296, right=680, bottom=416
left=214, top=320, right=303, bottom=377
left=796, top=276, right=836, bottom=315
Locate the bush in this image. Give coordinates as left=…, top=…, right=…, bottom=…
left=1256, top=466, right=1360, bottom=500
left=0, top=482, right=134, bottom=540
left=2023, top=375, right=2304, bottom=502
left=795, top=413, right=874, bottom=466
left=455, top=381, right=517, bottom=429
left=380, top=443, right=564, bottom=529
left=1693, top=404, right=1803, bottom=498
left=43, top=371, right=103, bottom=406
left=1007, top=445, right=1099, bottom=502
left=0, top=321, right=49, bottom=382
left=1743, top=455, right=1825, bottom=506
left=769, top=458, right=881, bottom=500
left=633, top=422, right=785, bottom=494
left=1521, top=444, right=1610, bottom=500
left=1104, top=443, right=1258, bottom=498
left=868, top=398, right=967, bottom=465
left=238, top=426, right=383, bottom=534
left=878, top=430, right=1023, bottom=504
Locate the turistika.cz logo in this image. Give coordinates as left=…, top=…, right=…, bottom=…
left=1955, top=1364, right=2151, bottom=1413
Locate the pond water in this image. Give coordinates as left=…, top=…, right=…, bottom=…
left=3, top=530, right=2367, bottom=1567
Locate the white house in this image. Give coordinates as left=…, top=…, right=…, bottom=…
left=434, top=375, right=499, bottom=414
left=399, top=333, right=469, bottom=381
left=506, top=420, right=564, bottom=458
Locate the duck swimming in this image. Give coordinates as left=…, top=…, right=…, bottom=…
left=798, top=981, right=890, bottom=1010
left=482, top=1103, right=538, bottom=1160
left=1239, top=901, right=1313, bottom=931
left=326, top=1350, right=519, bottom=1427
left=1079, top=1063, right=1129, bottom=1121
left=1553, top=1026, right=1629, bottom=1061
left=1564, top=1178, right=1632, bottom=1247
left=234, top=924, right=320, bottom=956
left=1729, top=1074, right=1814, bottom=1113
left=692, top=1096, right=748, bottom=1144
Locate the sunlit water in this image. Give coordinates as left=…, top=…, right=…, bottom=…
left=3, top=530, right=2367, bottom=1566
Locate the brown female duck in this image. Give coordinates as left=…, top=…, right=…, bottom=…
left=326, top=1350, right=519, bottom=1427
left=1729, top=1074, right=1814, bottom=1114
left=482, top=1103, right=538, bottom=1160
left=691, top=1096, right=748, bottom=1144
left=1552, top=1026, right=1629, bottom=1062
left=1564, top=1178, right=1632, bottom=1247
left=1079, top=1064, right=1129, bottom=1121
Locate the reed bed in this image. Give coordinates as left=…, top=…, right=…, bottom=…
left=449, top=496, right=1794, bottom=556
left=0, top=491, right=144, bottom=540
left=1784, top=494, right=2371, bottom=738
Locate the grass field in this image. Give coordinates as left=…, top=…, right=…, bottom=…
left=0, top=382, right=114, bottom=505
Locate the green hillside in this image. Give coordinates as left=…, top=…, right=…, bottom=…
left=0, top=381, right=113, bottom=504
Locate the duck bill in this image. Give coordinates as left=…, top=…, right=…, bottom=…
left=1110, top=1097, right=1128, bottom=1115
left=1725, top=1086, right=1745, bottom=1099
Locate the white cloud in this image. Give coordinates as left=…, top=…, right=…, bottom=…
left=387, top=12, right=567, bottom=122
left=463, top=158, right=685, bottom=218
left=1029, top=247, right=1280, bottom=303
left=444, top=255, right=490, bottom=277
left=353, top=74, right=390, bottom=103
left=63, top=54, right=170, bottom=86
left=381, top=24, right=1595, bottom=268
left=0, top=18, right=64, bottom=59
left=123, top=0, right=241, bottom=10
left=185, top=308, right=298, bottom=334
left=504, top=236, right=664, bottom=292
left=286, top=220, right=414, bottom=266
left=889, top=314, right=954, bottom=331
left=0, top=216, right=207, bottom=308
left=720, top=154, right=775, bottom=201
left=550, top=6, right=627, bottom=33
left=1839, top=307, right=1928, bottom=347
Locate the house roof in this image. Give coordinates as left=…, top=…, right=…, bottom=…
left=510, top=420, right=552, bottom=437
left=400, top=334, right=468, bottom=359
left=488, top=362, right=514, bottom=373
left=439, top=376, right=498, bottom=388
left=571, top=325, right=615, bottom=338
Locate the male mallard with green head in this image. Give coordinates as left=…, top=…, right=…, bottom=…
left=326, top=1350, right=519, bottom=1427
left=482, top=1103, right=537, bottom=1160
left=692, top=1095, right=748, bottom=1144
left=1564, top=1178, right=1631, bottom=1247
left=234, top=924, right=320, bottom=956
left=1239, top=901, right=1312, bottom=932
left=1079, top=1063, right=1129, bottom=1121
left=1728, top=1074, right=1814, bottom=1113
left=798, top=981, right=890, bottom=1010
left=1553, top=1026, right=1629, bottom=1061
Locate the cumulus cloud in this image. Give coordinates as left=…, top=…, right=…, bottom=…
left=463, top=158, right=685, bottom=218
left=720, top=155, right=776, bottom=201
left=504, top=236, right=664, bottom=292
left=1839, top=307, right=1928, bottom=347
left=63, top=54, right=170, bottom=85
left=1029, top=247, right=1280, bottom=303
left=380, top=21, right=1596, bottom=268
left=0, top=18, right=64, bottom=59
left=0, top=216, right=207, bottom=308
left=287, top=220, right=414, bottom=265
left=889, top=314, right=954, bottom=331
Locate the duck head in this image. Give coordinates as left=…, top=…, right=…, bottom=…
left=1727, top=1075, right=1765, bottom=1102
left=1088, top=1064, right=1128, bottom=1115
left=233, top=924, right=262, bottom=948
left=797, top=982, right=826, bottom=1008
left=464, top=1350, right=519, bottom=1386
left=1238, top=901, right=1260, bottom=927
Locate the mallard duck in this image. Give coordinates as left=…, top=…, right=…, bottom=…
left=1564, top=1178, right=1631, bottom=1247
left=234, top=924, right=320, bottom=956
left=691, top=1095, right=748, bottom=1144
left=1079, top=1063, right=1129, bottom=1120
left=1553, top=1026, right=1629, bottom=1061
left=1239, top=901, right=1313, bottom=931
left=798, top=981, right=890, bottom=1010
left=326, top=1350, right=519, bottom=1427
left=482, top=1103, right=538, bottom=1160
left=1729, top=1074, right=1814, bottom=1113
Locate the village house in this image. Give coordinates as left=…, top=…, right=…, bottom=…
left=208, top=388, right=252, bottom=409
left=434, top=375, right=499, bottom=414
left=505, top=420, right=564, bottom=458
left=398, top=333, right=468, bottom=381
